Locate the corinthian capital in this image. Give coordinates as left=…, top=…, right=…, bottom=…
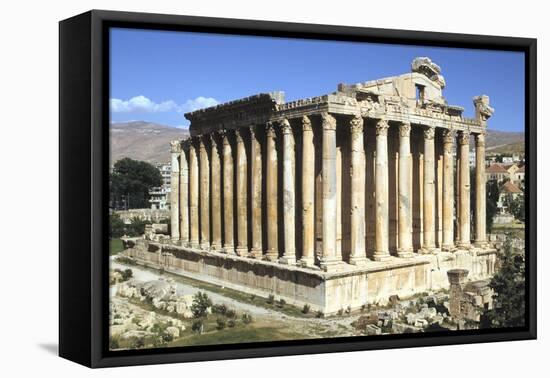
left=376, top=119, right=389, bottom=136
left=475, top=132, right=486, bottom=147
left=458, top=131, right=470, bottom=145
left=424, top=126, right=435, bottom=140
left=321, top=112, right=336, bottom=130
left=235, top=128, right=245, bottom=144
left=442, top=129, right=455, bottom=144
left=170, top=140, right=182, bottom=153
left=280, top=119, right=292, bottom=134
left=350, top=114, right=364, bottom=134
left=265, top=121, right=276, bottom=137
left=302, top=116, right=312, bottom=132
left=398, top=122, right=411, bottom=138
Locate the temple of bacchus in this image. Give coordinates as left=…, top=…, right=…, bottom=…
left=123, top=57, right=498, bottom=314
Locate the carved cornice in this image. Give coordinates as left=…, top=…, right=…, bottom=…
left=398, top=122, right=411, bottom=138
left=350, top=115, right=364, bottom=134
left=302, top=115, right=312, bottom=132
left=170, top=140, right=182, bottom=153
left=458, top=131, right=470, bottom=145
left=321, top=112, right=336, bottom=131
left=424, top=126, right=435, bottom=140
left=376, top=119, right=389, bottom=136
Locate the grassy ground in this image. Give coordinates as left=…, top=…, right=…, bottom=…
left=110, top=239, right=124, bottom=255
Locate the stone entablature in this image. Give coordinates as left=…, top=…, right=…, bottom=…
left=171, top=57, right=494, bottom=273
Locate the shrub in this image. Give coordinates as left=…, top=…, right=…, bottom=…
left=212, top=303, right=228, bottom=315
left=225, top=308, right=237, bottom=319
left=109, top=338, right=119, bottom=350
left=360, top=304, right=366, bottom=312
left=315, top=311, right=324, bottom=318
left=227, top=319, right=236, bottom=328
left=121, top=268, right=133, bottom=281
left=337, top=308, right=344, bottom=316
left=242, top=312, right=253, bottom=324
left=216, top=317, right=226, bottom=330
left=191, top=292, right=213, bottom=318
left=302, top=304, right=310, bottom=314
left=161, top=332, right=174, bottom=342
left=345, top=306, right=352, bottom=314
left=191, top=319, right=204, bottom=334
left=276, top=299, right=286, bottom=308
left=267, top=294, right=275, bottom=305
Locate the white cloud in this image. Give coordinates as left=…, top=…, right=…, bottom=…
left=179, top=96, right=220, bottom=113
left=110, top=95, right=219, bottom=114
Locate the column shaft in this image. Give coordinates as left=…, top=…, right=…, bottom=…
left=442, top=130, right=455, bottom=250
left=265, top=123, right=278, bottom=260
left=235, top=129, right=248, bottom=255
left=170, top=141, right=181, bottom=241
left=301, top=116, right=315, bottom=266
left=320, top=113, right=338, bottom=270
left=210, top=135, right=222, bottom=250
left=222, top=132, right=234, bottom=253
left=349, top=115, right=367, bottom=265
left=199, top=138, right=210, bottom=249
left=458, top=131, right=471, bottom=248
left=249, top=127, right=263, bottom=258
left=422, top=126, right=437, bottom=253
left=280, top=119, right=296, bottom=264
left=189, top=141, right=199, bottom=248
left=374, top=119, right=391, bottom=261
left=179, top=142, right=189, bottom=243
left=397, top=123, right=414, bottom=257
left=475, top=133, right=487, bottom=246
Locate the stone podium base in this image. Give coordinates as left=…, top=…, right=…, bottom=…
left=121, top=239, right=497, bottom=316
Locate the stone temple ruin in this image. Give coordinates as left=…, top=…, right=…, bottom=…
left=123, top=57, right=497, bottom=315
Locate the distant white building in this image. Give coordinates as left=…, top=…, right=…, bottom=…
left=149, top=162, right=172, bottom=210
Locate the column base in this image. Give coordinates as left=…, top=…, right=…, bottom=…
left=279, top=255, right=296, bottom=265
left=418, top=247, right=440, bottom=255
left=298, top=257, right=315, bottom=268
left=223, top=245, right=235, bottom=254
left=373, top=252, right=392, bottom=262
left=235, top=247, right=248, bottom=256
left=264, top=251, right=278, bottom=262
left=474, top=240, right=487, bottom=248
left=210, top=243, right=222, bottom=251
left=319, top=258, right=340, bottom=272
left=396, top=249, right=414, bottom=258
left=200, top=242, right=210, bottom=250
left=441, top=244, right=456, bottom=252
left=456, top=242, right=471, bottom=250
left=189, top=241, right=200, bottom=249
left=349, top=256, right=369, bottom=266
left=248, top=248, right=263, bottom=259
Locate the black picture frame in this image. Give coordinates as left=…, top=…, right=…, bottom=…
left=59, top=9, right=537, bottom=368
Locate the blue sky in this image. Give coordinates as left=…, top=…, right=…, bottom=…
left=110, top=28, right=525, bottom=132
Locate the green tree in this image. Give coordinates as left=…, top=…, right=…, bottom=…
left=510, top=195, right=525, bottom=222
left=480, top=237, right=525, bottom=328
left=190, top=292, right=213, bottom=318
left=110, top=158, right=163, bottom=209
left=110, top=213, right=126, bottom=239
left=486, top=179, right=500, bottom=231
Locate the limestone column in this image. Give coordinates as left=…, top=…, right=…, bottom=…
left=189, top=139, right=200, bottom=248
left=199, top=136, right=210, bottom=249
left=442, top=129, right=455, bottom=251
left=265, top=122, right=278, bottom=261
left=179, top=141, right=189, bottom=244
left=280, top=119, right=296, bottom=264
left=458, top=131, right=471, bottom=249
left=300, top=116, right=315, bottom=266
left=422, top=126, right=437, bottom=253
left=249, top=126, right=263, bottom=258
left=374, top=119, right=391, bottom=261
left=235, top=129, right=248, bottom=256
left=170, top=140, right=181, bottom=241
left=210, top=134, right=222, bottom=250
left=474, top=132, right=487, bottom=247
left=349, top=115, right=367, bottom=265
left=397, top=122, right=414, bottom=257
left=222, top=131, right=234, bottom=254
left=320, top=112, right=338, bottom=270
